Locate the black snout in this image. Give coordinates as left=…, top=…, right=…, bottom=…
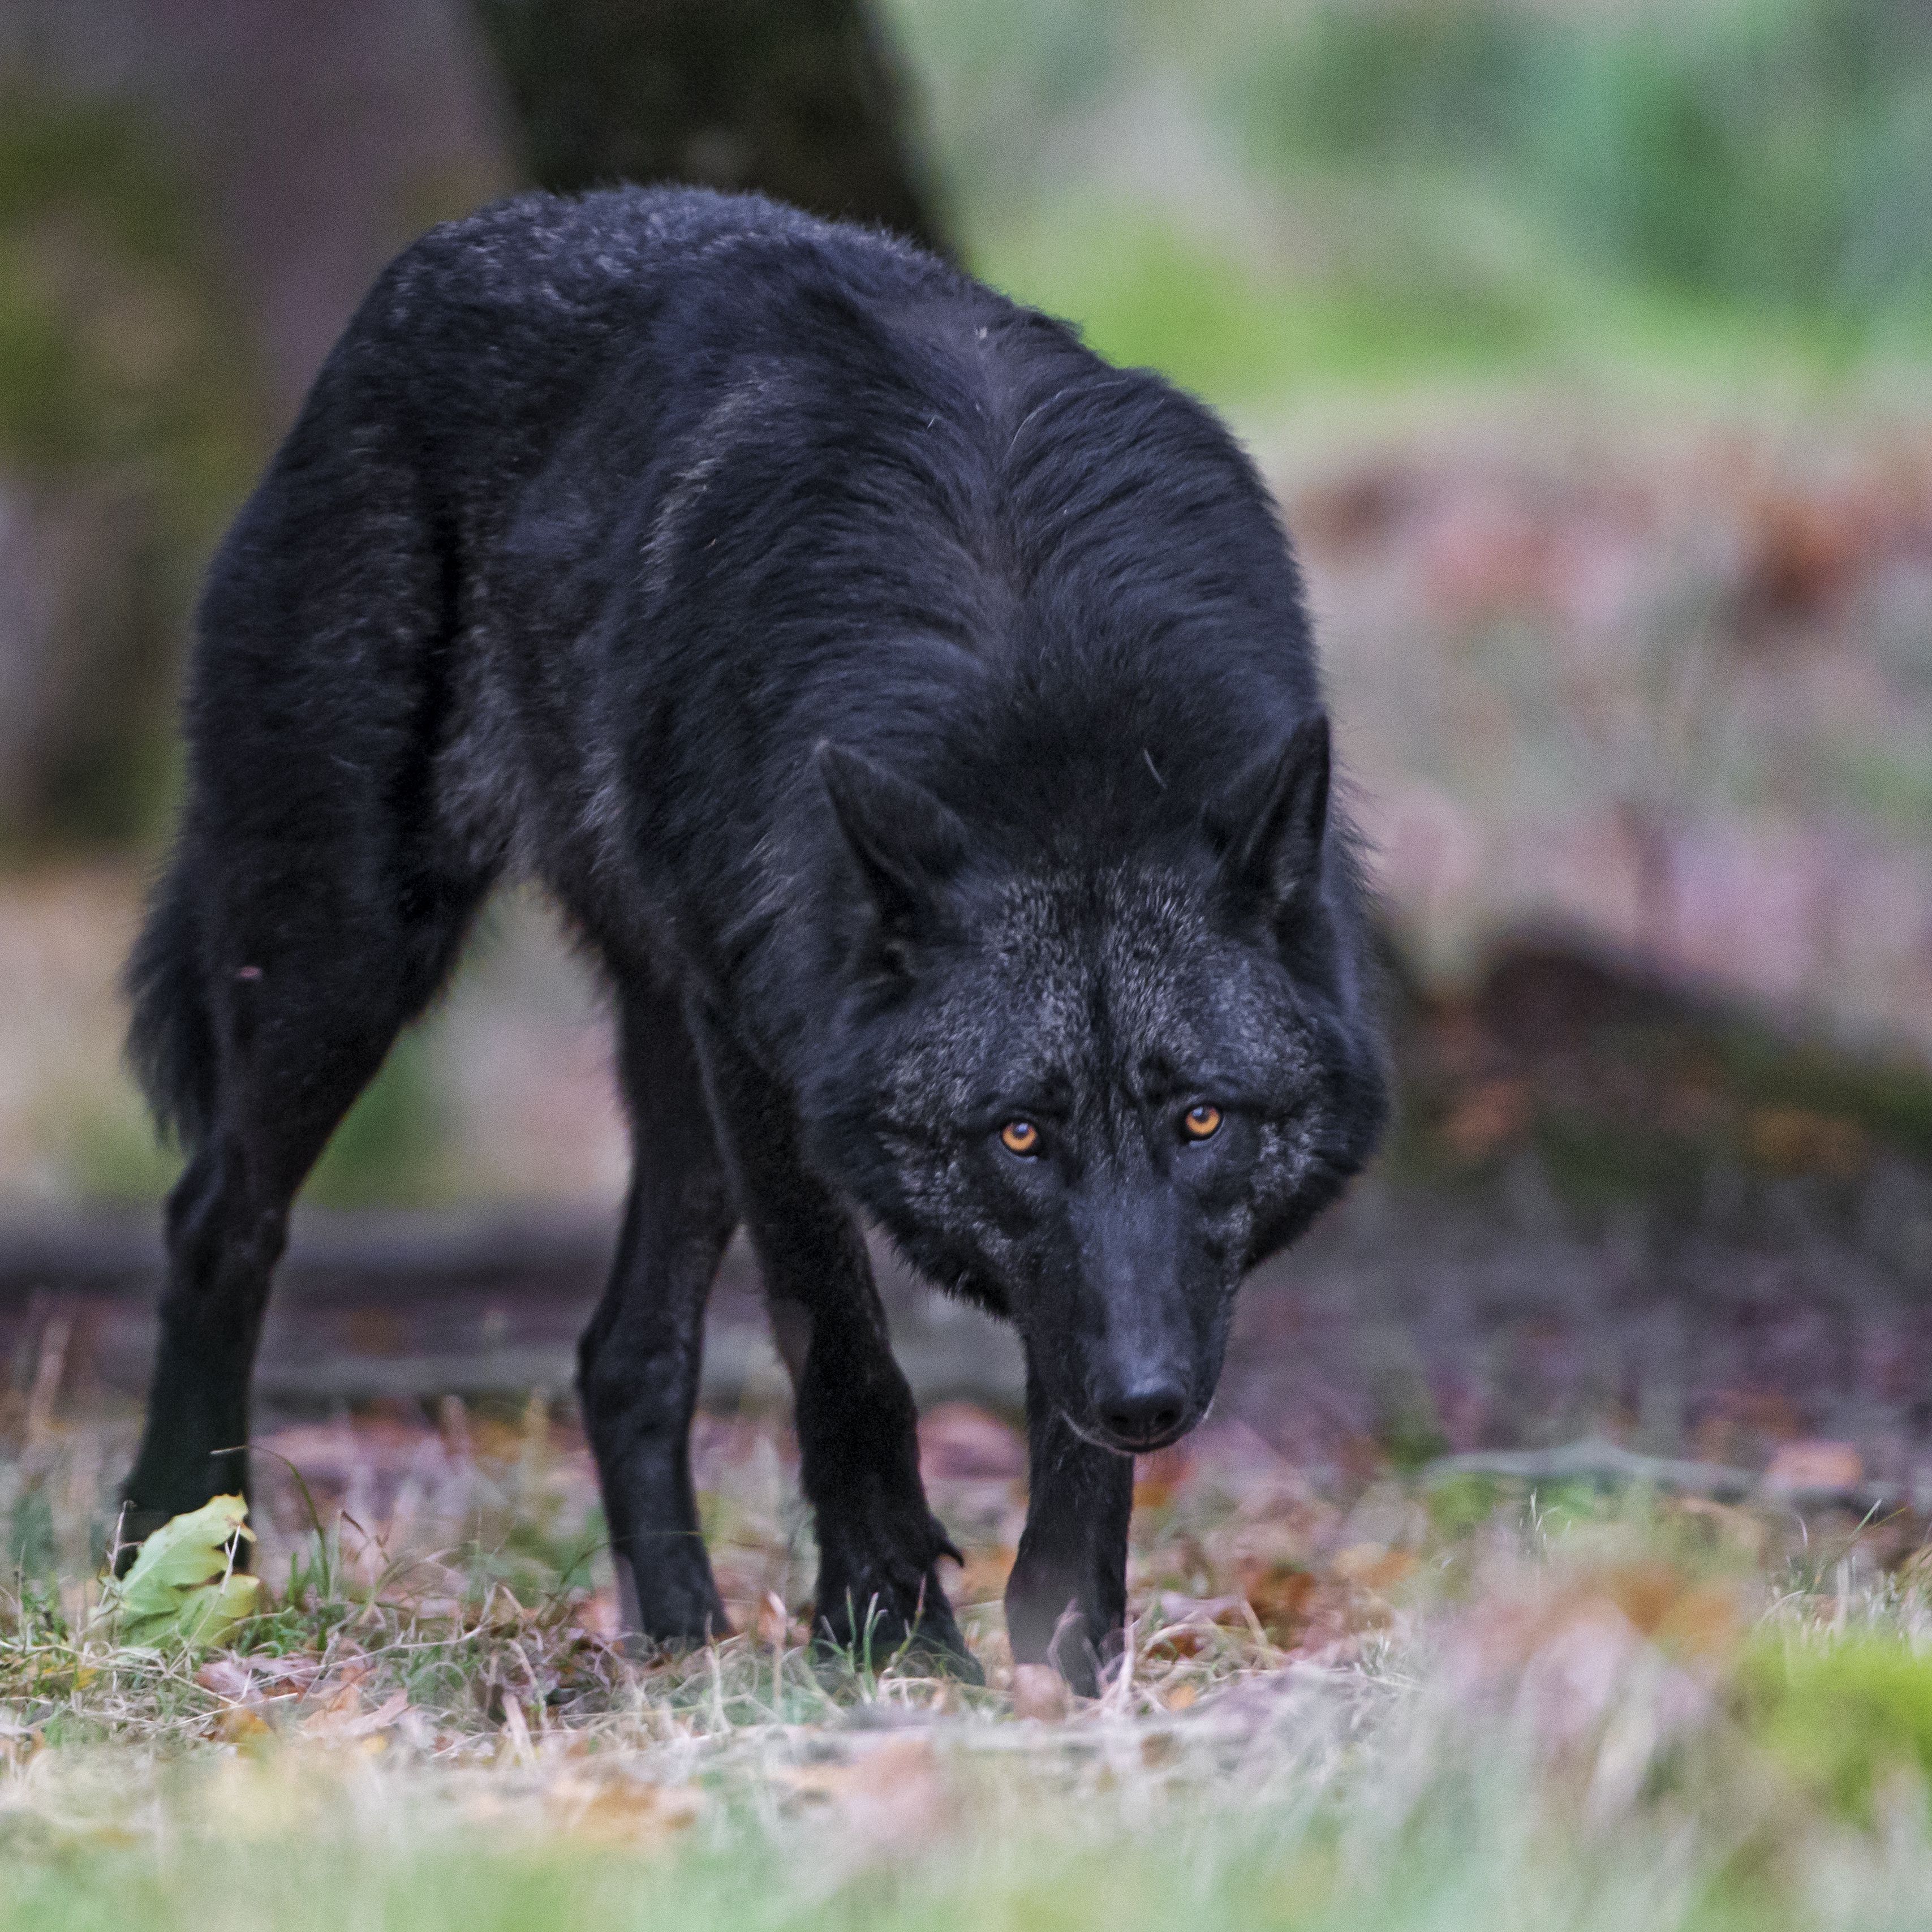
left=1097, top=1379, right=1190, bottom=1451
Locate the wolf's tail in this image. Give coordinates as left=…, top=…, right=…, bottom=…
left=124, top=859, right=218, bottom=1152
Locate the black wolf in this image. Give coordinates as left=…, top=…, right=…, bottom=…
left=122, top=187, right=1387, bottom=1691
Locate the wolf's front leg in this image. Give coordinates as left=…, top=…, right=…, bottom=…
left=690, top=1006, right=979, bottom=1680
left=1005, top=1356, right=1135, bottom=1696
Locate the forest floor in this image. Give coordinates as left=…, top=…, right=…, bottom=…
left=10, top=1393, right=1932, bottom=1930
left=6, top=907, right=1932, bottom=1927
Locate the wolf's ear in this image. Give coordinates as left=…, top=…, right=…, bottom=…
left=1204, top=712, right=1330, bottom=921
left=816, top=742, right=967, bottom=945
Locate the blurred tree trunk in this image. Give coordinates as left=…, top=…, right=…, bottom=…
left=0, top=0, right=949, bottom=850
left=472, top=0, right=949, bottom=256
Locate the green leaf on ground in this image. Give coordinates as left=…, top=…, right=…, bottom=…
left=97, top=1494, right=261, bottom=1650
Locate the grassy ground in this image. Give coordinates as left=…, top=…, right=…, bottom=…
left=9, top=1399, right=1932, bottom=1928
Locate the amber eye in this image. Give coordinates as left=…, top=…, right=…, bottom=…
left=1182, top=1103, right=1223, bottom=1141
left=1000, top=1120, right=1042, bottom=1157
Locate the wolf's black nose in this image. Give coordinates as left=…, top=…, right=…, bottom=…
left=1100, top=1384, right=1187, bottom=1448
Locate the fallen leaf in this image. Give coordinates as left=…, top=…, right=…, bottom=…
left=96, top=1495, right=261, bottom=1651
left=1147, top=1625, right=1204, bottom=1658
left=756, top=1591, right=793, bottom=1646
left=547, top=1773, right=703, bottom=1846
left=1746, top=1106, right=1865, bottom=1178
left=1238, top=1561, right=1318, bottom=1640
left=343, top=1690, right=411, bottom=1739
left=1331, top=1545, right=1420, bottom=1593
left=196, top=1656, right=256, bottom=1701
left=214, top=1703, right=277, bottom=1745
left=1133, top=1445, right=1194, bottom=1511
left=954, top=1546, right=1015, bottom=1606
left=576, top=1590, right=622, bottom=1641
left=1440, top=1078, right=1535, bottom=1161
left=1764, top=1440, right=1864, bottom=1491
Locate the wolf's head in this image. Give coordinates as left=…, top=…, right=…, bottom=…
left=800, top=717, right=1387, bottom=1453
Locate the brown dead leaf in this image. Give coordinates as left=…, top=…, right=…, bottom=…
left=547, top=1774, right=702, bottom=1847
left=576, top=1589, right=622, bottom=1641
left=1764, top=1439, right=1864, bottom=1491
left=954, top=1545, right=1015, bottom=1605
left=1736, top=487, right=1874, bottom=626
left=1238, top=1561, right=1318, bottom=1640
left=1472, top=1559, right=1744, bottom=1680
left=1331, top=1545, right=1421, bottom=1593
left=1151, top=1592, right=1251, bottom=1653
left=1294, top=467, right=1415, bottom=557
left=1146, top=1625, right=1204, bottom=1658
left=1133, top=1444, right=1194, bottom=1511
left=195, top=1657, right=257, bottom=1701
left=1746, top=1106, right=1865, bottom=1178
left=1163, top=1682, right=1198, bottom=1712
left=1010, top=1663, right=1070, bottom=1722
left=750, top=1584, right=788, bottom=1646
left=213, top=1703, right=277, bottom=1745
left=300, top=1680, right=410, bottom=1741
left=1440, top=1078, right=1535, bottom=1161
left=300, top=1675, right=367, bottom=1728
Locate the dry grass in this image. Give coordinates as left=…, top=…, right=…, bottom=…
left=7, top=1397, right=1932, bottom=1929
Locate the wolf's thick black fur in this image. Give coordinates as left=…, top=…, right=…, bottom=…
left=123, top=187, right=1387, bottom=1690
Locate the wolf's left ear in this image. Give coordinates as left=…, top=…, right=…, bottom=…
left=816, top=741, right=968, bottom=945
left=1204, top=712, right=1330, bottom=920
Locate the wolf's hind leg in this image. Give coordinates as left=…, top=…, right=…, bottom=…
left=578, top=981, right=738, bottom=1647
left=120, top=870, right=487, bottom=1551
left=688, top=1006, right=978, bottom=1680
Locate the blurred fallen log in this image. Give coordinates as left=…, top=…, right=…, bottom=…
left=0, top=1209, right=610, bottom=1306
left=0, top=1209, right=1023, bottom=1413
left=1424, top=1435, right=1914, bottom=1517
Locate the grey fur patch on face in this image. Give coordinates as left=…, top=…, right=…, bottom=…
left=862, top=861, right=1329, bottom=1296
left=887, top=864, right=1311, bottom=1136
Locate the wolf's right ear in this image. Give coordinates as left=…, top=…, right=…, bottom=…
left=816, top=742, right=968, bottom=946
left=1203, top=712, right=1331, bottom=924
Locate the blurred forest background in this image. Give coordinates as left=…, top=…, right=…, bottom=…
left=2, top=0, right=1930, bottom=1473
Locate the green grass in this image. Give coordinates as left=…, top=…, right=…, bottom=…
left=1238, top=0, right=1932, bottom=334
left=10, top=1405, right=1932, bottom=1928
left=894, top=0, right=1932, bottom=414
left=974, top=192, right=1554, bottom=407
left=0, top=92, right=265, bottom=850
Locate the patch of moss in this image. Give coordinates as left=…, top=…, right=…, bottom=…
left=1741, top=1633, right=1932, bottom=1824
left=0, top=91, right=266, bottom=851
left=1530, top=1111, right=1710, bottom=1220
left=976, top=195, right=1553, bottom=409
left=0, top=93, right=261, bottom=489
left=1717, top=1023, right=1932, bottom=1168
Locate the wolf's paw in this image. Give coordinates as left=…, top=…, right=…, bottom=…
left=812, top=1569, right=982, bottom=1684
left=1004, top=1577, right=1124, bottom=1699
